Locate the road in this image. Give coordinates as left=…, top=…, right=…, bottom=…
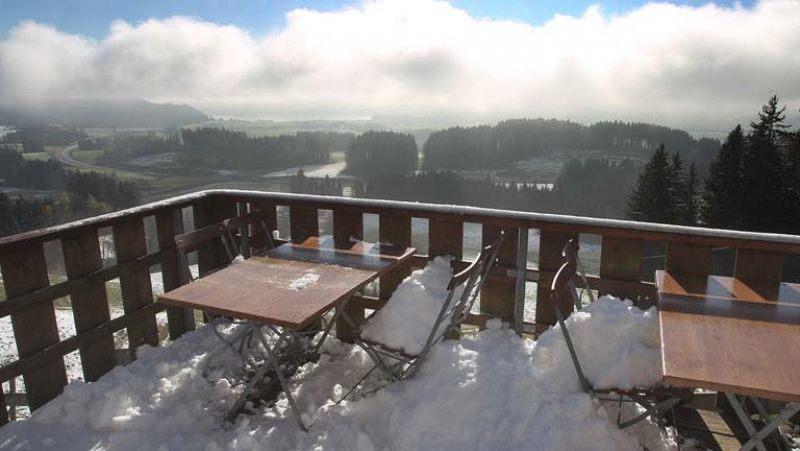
left=52, top=143, right=107, bottom=170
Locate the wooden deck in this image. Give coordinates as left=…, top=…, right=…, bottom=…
left=0, top=190, right=798, bottom=449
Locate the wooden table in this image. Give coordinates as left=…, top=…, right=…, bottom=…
left=159, top=237, right=415, bottom=429
left=655, top=270, right=800, bottom=450
left=160, top=237, right=415, bottom=330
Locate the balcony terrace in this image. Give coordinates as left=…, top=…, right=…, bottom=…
left=0, top=190, right=798, bottom=450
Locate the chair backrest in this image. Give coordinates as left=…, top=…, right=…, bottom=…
left=550, top=259, right=592, bottom=393
left=561, top=239, right=595, bottom=310
left=223, top=210, right=276, bottom=258
left=174, top=221, right=237, bottom=284
left=405, top=234, right=503, bottom=377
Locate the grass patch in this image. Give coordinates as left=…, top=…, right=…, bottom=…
left=21, top=152, right=50, bottom=161
left=73, top=150, right=104, bottom=165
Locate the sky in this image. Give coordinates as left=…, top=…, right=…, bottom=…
left=0, top=0, right=797, bottom=132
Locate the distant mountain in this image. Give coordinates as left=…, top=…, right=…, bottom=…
left=0, top=98, right=208, bottom=128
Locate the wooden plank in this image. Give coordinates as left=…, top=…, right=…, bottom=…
left=61, top=230, right=116, bottom=381
left=656, top=271, right=800, bottom=403
left=379, top=215, right=412, bottom=299
left=429, top=217, right=463, bottom=259
left=480, top=224, right=518, bottom=321
left=0, top=242, right=67, bottom=411
left=333, top=209, right=364, bottom=342
left=535, top=229, right=578, bottom=325
left=0, top=389, right=8, bottom=425
left=0, top=250, right=166, bottom=320
left=112, top=218, right=159, bottom=357
left=156, top=209, right=195, bottom=340
left=734, top=248, right=784, bottom=299
left=0, top=303, right=165, bottom=383
left=666, top=242, right=711, bottom=275
left=599, top=236, right=644, bottom=303
left=290, top=206, right=318, bottom=244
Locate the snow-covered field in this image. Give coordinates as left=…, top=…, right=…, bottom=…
left=0, top=293, right=681, bottom=451
left=262, top=161, right=351, bottom=179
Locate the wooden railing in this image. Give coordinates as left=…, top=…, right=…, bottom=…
left=0, top=189, right=799, bottom=423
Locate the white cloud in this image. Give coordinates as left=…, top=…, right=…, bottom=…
left=1, top=0, right=799, bottom=130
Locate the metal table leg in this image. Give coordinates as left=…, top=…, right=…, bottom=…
left=739, top=402, right=800, bottom=451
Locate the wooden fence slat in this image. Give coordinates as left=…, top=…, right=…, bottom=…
left=734, top=248, right=784, bottom=299
left=0, top=243, right=67, bottom=411
left=429, top=217, right=463, bottom=259
left=333, top=209, right=364, bottom=342
left=112, top=218, right=159, bottom=357
left=535, top=229, right=578, bottom=325
left=379, top=215, right=412, bottom=299
left=665, top=242, right=711, bottom=275
left=61, top=230, right=116, bottom=381
left=156, top=209, right=195, bottom=340
left=599, top=236, right=646, bottom=305
left=290, top=206, right=319, bottom=244
left=0, top=389, right=8, bottom=425
left=481, top=224, right=518, bottom=321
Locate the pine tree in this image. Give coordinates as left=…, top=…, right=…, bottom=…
left=701, top=125, right=745, bottom=228
left=684, top=162, right=699, bottom=225
left=740, top=96, right=789, bottom=231
left=627, top=145, right=677, bottom=223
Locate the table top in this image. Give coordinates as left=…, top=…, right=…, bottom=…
left=655, top=270, right=800, bottom=402
left=159, top=237, right=415, bottom=330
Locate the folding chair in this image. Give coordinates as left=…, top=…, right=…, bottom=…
left=222, top=209, right=277, bottom=258
left=341, top=236, right=504, bottom=401
left=561, top=239, right=594, bottom=311
left=549, top=256, right=687, bottom=430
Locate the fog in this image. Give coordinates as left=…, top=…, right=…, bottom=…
left=1, top=0, right=799, bottom=133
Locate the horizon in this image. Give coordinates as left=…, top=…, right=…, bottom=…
left=1, top=0, right=798, bottom=135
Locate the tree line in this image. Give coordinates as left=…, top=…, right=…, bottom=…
left=627, top=96, right=800, bottom=235
left=1, top=126, right=86, bottom=153
left=422, top=118, right=719, bottom=171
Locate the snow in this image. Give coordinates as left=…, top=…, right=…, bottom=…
left=359, top=256, right=455, bottom=355
left=0, top=295, right=676, bottom=451
left=261, top=161, right=351, bottom=179
left=288, top=270, right=320, bottom=291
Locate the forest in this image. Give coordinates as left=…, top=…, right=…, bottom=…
left=628, top=96, right=800, bottom=235
left=0, top=146, right=141, bottom=236
left=422, top=119, right=719, bottom=171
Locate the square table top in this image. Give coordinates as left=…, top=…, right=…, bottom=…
left=655, top=270, right=800, bottom=403
left=159, top=237, right=415, bottom=330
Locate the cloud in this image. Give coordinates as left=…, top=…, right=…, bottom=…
left=1, top=0, right=799, bottom=131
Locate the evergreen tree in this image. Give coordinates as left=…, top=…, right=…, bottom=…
left=684, top=163, right=699, bottom=225
left=0, top=193, right=16, bottom=236
left=701, top=125, right=745, bottom=228
left=627, top=145, right=677, bottom=223
left=740, top=96, right=789, bottom=231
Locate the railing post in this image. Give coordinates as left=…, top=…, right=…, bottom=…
left=379, top=214, right=412, bottom=299
left=734, top=248, right=784, bottom=298
left=429, top=216, right=463, bottom=260
left=290, top=205, right=318, bottom=244
left=535, top=229, right=578, bottom=326
left=599, top=236, right=645, bottom=305
left=156, top=208, right=195, bottom=340
left=62, top=230, right=116, bottom=381
left=113, top=217, right=159, bottom=357
left=481, top=224, right=518, bottom=322
left=665, top=242, right=711, bottom=276
left=514, top=227, right=528, bottom=335
left=0, top=242, right=67, bottom=411
left=333, top=208, right=364, bottom=342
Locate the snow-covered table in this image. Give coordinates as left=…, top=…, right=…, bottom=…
left=159, top=237, right=415, bottom=429
left=655, top=270, right=800, bottom=451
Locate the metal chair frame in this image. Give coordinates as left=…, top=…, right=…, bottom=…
left=341, top=236, right=504, bottom=401
left=550, top=242, right=685, bottom=430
